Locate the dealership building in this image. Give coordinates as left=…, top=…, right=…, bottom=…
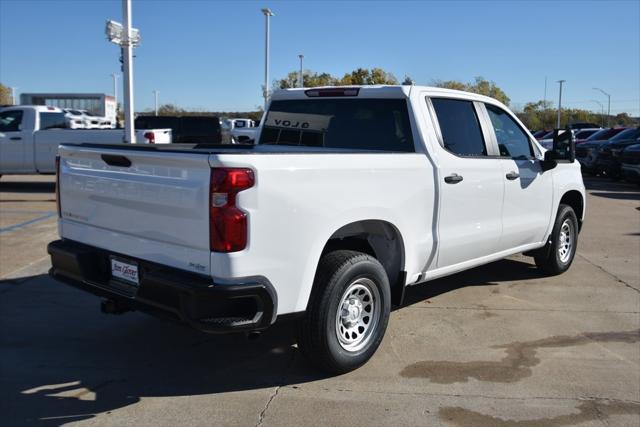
left=20, top=93, right=117, bottom=124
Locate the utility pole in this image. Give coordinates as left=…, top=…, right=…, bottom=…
left=10, top=87, right=17, bottom=105
left=111, top=73, right=119, bottom=106
left=557, top=80, right=565, bottom=128
left=122, top=0, right=136, bottom=143
left=298, top=54, right=304, bottom=88
left=593, top=87, right=611, bottom=127
left=261, top=8, right=274, bottom=108
left=153, top=90, right=159, bottom=116
left=543, top=76, right=547, bottom=129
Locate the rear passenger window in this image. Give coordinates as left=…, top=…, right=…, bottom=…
left=39, top=112, right=67, bottom=130
left=485, top=104, right=533, bottom=158
left=431, top=98, right=487, bottom=156
left=0, top=110, right=23, bottom=132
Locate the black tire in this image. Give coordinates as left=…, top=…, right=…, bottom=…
left=534, top=204, right=579, bottom=275
left=297, top=250, right=391, bottom=374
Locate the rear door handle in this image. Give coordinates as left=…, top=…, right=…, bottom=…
left=10, top=137, right=22, bottom=141
left=444, top=173, right=463, bottom=184
left=506, top=171, right=520, bottom=180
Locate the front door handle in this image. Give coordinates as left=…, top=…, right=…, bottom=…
left=10, top=137, right=22, bottom=141
left=506, top=171, right=520, bottom=180
left=444, top=173, right=464, bottom=184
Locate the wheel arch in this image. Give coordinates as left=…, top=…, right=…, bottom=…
left=559, top=190, right=584, bottom=230
left=313, top=219, right=407, bottom=307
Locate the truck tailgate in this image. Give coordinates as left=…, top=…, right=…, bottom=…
left=58, top=145, right=212, bottom=275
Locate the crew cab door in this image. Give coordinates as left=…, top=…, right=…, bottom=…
left=428, top=97, right=504, bottom=268
left=483, top=103, right=553, bottom=249
left=34, top=111, right=68, bottom=173
left=0, top=109, right=31, bottom=172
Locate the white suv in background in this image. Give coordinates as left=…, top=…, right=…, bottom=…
left=63, top=109, right=112, bottom=129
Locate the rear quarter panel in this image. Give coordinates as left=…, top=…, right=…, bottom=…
left=209, top=152, right=435, bottom=315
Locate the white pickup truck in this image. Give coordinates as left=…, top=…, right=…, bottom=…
left=222, top=118, right=258, bottom=144
left=0, top=106, right=172, bottom=176
left=48, top=86, right=585, bottom=373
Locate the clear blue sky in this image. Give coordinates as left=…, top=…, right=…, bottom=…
left=1, top=0, right=639, bottom=115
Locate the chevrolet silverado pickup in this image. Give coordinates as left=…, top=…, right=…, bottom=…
left=0, top=105, right=171, bottom=176
left=48, top=86, right=585, bottom=373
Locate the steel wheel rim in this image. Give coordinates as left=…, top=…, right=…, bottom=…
left=558, top=219, right=573, bottom=263
left=335, top=278, right=380, bottom=352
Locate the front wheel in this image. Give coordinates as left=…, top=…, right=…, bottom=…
left=534, top=204, right=579, bottom=275
left=297, top=250, right=391, bottom=374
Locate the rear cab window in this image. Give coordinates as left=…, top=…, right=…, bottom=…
left=259, top=99, right=415, bottom=152
left=39, top=112, right=67, bottom=130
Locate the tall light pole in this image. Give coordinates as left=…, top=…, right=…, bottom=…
left=106, top=1, right=140, bottom=142
left=111, top=73, right=119, bottom=107
left=153, top=90, right=159, bottom=116
left=121, top=0, right=136, bottom=143
left=590, top=99, right=604, bottom=127
left=298, top=54, right=304, bottom=88
left=261, top=8, right=274, bottom=108
left=593, top=87, right=611, bottom=127
left=10, top=87, right=18, bottom=105
left=557, top=80, right=565, bottom=128
left=543, top=76, right=547, bottom=129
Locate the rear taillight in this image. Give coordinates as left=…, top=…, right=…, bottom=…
left=210, top=168, right=255, bottom=252
left=144, top=131, right=155, bottom=143
left=55, top=156, right=61, bottom=217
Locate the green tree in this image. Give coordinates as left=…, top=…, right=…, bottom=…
left=432, top=79, right=467, bottom=91
left=518, top=100, right=555, bottom=130
left=276, top=71, right=338, bottom=89
left=613, top=113, right=637, bottom=127
left=0, top=83, right=12, bottom=105
left=402, top=75, right=415, bottom=85
left=157, top=104, right=185, bottom=116
left=339, top=67, right=398, bottom=85
left=514, top=101, right=606, bottom=130
left=276, top=67, right=398, bottom=89
left=432, top=76, right=510, bottom=105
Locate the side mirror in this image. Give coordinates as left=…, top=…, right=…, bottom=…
left=541, top=128, right=575, bottom=171
left=551, top=128, right=575, bottom=162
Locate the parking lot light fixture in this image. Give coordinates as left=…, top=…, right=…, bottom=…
left=593, top=87, right=611, bottom=127
left=262, top=8, right=274, bottom=108
left=298, top=54, right=304, bottom=88
left=105, top=1, right=141, bottom=143
left=557, top=80, right=565, bottom=128
left=153, top=90, right=159, bottom=116
left=111, top=73, right=119, bottom=106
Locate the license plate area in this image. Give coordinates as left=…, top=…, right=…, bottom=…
left=109, top=257, right=140, bottom=297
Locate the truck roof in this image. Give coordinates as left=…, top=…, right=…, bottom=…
left=271, top=85, right=503, bottom=106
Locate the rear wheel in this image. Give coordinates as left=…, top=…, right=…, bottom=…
left=297, top=250, right=390, bottom=374
left=534, top=204, right=579, bottom=275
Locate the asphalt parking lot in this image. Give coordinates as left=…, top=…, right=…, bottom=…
left=1, top=174, right=638, bottom=426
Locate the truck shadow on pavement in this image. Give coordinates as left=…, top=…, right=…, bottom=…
left=0, top=258, right=566, bottom=425
left=400, top=258, right=542, bottom=308
left=0, top=180, right=56, bottom=194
